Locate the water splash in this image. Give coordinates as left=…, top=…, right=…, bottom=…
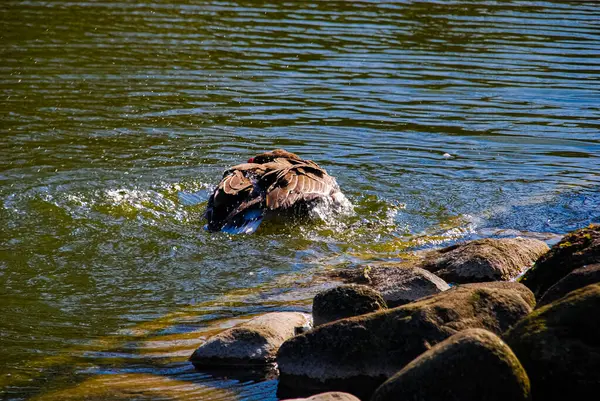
left=308, top=190, right=355, bottom=226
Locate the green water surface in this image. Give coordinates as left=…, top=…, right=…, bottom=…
left=1, top=1, right=599, bottom=400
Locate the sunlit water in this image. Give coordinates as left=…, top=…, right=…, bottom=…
left=1, top=1, right=599, bottom=400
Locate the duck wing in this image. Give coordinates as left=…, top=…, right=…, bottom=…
left=205, top=158, right=338, bottom=233
left=263, top=162, right=339, bottom=210
left=213, top=169, right=253, bottom=206
left=205, top=168, right=261, bottom=232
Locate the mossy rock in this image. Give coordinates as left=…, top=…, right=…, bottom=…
left=312, top=285, right=387, bottom=327
left=372, top=329, right=530, bottom=401
left=461, top=281, right=536, bottom=309
left=421, top=237, right=549, bottom=284
left=520, top=224, right=600, bottom=298
left=335, top=265, right=449, bottom=307
left=277, top=285, right=532, bottom=400
left=504, top=284, right=600, bottom=401
left=190, top=312, right=311, bottom=367
left=538, top=263, right=600, bottom=307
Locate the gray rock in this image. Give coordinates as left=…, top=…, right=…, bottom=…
left=504, top=284, right=600, bottom=401
left=421, top=237, right=549, bottom=283
left=538, top=263, right=600, bottom=307
left=190, top=312, right=311, bottom=367
left=313, top=285, right=387, bottom=327
left=520, top=224, right=600, bottom=298
left=337, top=266, right=449, bottom=307
left=282, top=392, right=360, bottom=401
left=277, top=285, right=532, bottom=399
left=372, top=329, right=530, bottom=401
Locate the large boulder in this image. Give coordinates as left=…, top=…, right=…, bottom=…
left=421, top=237, right=549, bottom=283
left=504, top=284, right=600, bottom=401
left=371, top=329, right=530, bottom=401
left=520, top=224, right=600, bottom=297
left=538, top=263, right=600, bottom=307
left=336, top=266, right=449, bottom=307
left=461, top=281, right=536, bottom=309
left=190, top=312, right=311, bottom=367
left=312, top=285, right=387, bottom=327
left=282, top=392, right=360, bottom=401
left=277, top=285, right=532, bottom=400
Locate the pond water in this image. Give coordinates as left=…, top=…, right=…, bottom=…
left=1, top=1, right=599, bottom=400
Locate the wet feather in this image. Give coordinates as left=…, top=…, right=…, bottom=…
left=205, top=149, right=344, bottom=233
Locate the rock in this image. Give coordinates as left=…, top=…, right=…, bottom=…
left=538, top=263, right=600, bottom=307
left=371, top=328, right=531, bottom=401
left=336, top=266, right=449, bottom=307
left=421, top=237, right=549, bottom=283
left=461, top=281, right=536, bottom=309
left=312, top=285, right=387, bottom=327
left=282, top=392, right=361, bottom=401
left=520, top=224, right=600, bottom=298
left=504, top=284, right=600, bottom=401
left=190, top=312, right=311, bottom=367
left=277, top=285, right=532, bottom=400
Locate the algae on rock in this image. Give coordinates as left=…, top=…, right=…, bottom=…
left=372, top=329, right=531, bottom=401
left=504, top=283, right=600, bottom=401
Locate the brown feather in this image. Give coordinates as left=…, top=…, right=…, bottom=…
left=205, top=149, right=343, bottom=232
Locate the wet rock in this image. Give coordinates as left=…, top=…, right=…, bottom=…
left=295, top=322, right=312, bottom=335
left=537, top=263, right=600, bottom=307
left=371, top=328, right=530, bottom=401
left=283, top=392, right=360, bottom=401
left=277, top=285, right=532, bottom=399
left=520, top=224, right=600, bottom=298
left=504, top=284, right=600, bottom=401
left=190, top=312, right=311, bottom=367
left=336, top=266, right=449, bottom=307
left=461, top=281, right=536, bottom=308
left=421, top=237, right=549, bottom=283
left=312, top=285, right=387, bottom=327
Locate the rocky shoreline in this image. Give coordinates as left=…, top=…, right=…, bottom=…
left=189, top=224, right=600, bottom=401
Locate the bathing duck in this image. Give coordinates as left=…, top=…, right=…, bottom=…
left=205, top=149, right=344, bottom=233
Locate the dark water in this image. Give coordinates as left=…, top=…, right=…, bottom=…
left=1, top=0, right=599, bottom=399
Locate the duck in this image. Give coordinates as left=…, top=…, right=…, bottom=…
left=205, top=149, right=345, bottom=234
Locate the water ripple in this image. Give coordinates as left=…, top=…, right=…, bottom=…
left=1, top=1, right=600, bottom=400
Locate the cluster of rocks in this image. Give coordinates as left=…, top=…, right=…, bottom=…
left=189, top=224, right=600, bottom=400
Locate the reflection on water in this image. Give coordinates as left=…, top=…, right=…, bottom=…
left=1, top=0, right=599, bottom=399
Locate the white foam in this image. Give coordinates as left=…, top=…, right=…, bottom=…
left=309, top=191, right=355, bottom=225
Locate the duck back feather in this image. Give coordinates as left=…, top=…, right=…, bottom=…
left=205, top=149, right=343, bottom=233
